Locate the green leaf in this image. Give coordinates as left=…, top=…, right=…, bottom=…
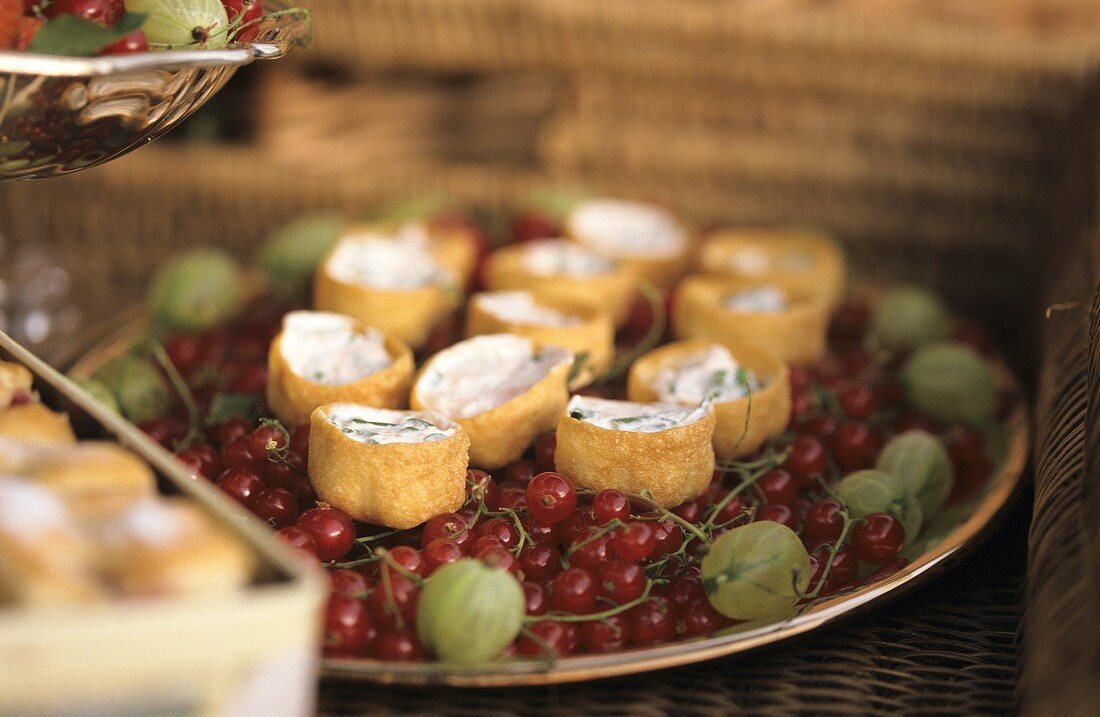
left=205, top=392, right=260, bottom=426
left=29, top=13, right=147, bottom=57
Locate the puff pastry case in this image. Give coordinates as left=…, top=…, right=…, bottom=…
left=0, top=334, right=325, bottom=716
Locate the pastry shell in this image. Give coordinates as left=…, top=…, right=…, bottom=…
left=465, top=293, right=614, bottom=389
left=0, top=403, right=76, bottom=444
left=266, top=321, right=414, bottom=427
left=483, top=243, right=637, bottom=326
left=308, top=405, right=470, bottom=529
left=696, top=229, right=846, bottom=307
left=627, top=339, right=791, bottom=459
left=672, top=275, right=828, bottom=365
left=92, top=498, right=254, bottom=598
left=0, top=362, right=33, bottom=410
left=0, top=438, right=156, bottom=513
left=410, top=337, right=573, bottom=470
left=564, top=208, right=695, bottom=289
left=314, top=259, right=459, bottom=352
left=554, top=406, right=716, bottom=508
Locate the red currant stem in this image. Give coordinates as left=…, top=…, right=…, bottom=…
left=703, top=458, right=784, bottom=530
left=527, top=580, right=654, bottom=625
left=796, top=510, right=856, bottom=601
left=353, top=529, right=401, bottom=544
left=266, top=449, right=310, bottom=478
left=376, top=547, right=426, bottom=586
left=810, top=474, right=840, bottom=500
left=601, top=281, right=667, bottom=382
left=377, top=554, right=405, bottom=629
left=516, top=626, right=559, bottom=667
left=506, top=509, right=533, bottom=554
left=723, top=378, right=755, bottom=457
left=711, top=506, right=756, bottom=531
left=814, top=384, right=842, bottom=416
left=148, top=341, right=202, bottom=450
left=714, top=446, right=790, bottom=476
left=329, top=554, right=381, bottom=570
left=562, top=519, right=625, bottom=563
left=635, top=491, right=709, bottom=544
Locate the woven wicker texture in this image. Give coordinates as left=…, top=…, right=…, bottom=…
left=1019, top=222, right=1100, bottom=715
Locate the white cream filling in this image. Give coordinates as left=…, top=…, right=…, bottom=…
left=0, top=475, right=70, bottom=537
left=325, top=404, right=457, bottom=445
left=722, top=286, right=789, bottom=314
left=475, top=291, right=583, bottom=328
left=99, top=499, right=189, bottom=547
left=568, top=200, right=686, bottom=259
left=566, top=395, right=707, bottom=433
left=280, top=311, right=392, bottom=386
left=520, top=239, right=615, bottom=278
left=417, top=334, right=573, bottom=420
left=654, top=345, right=763, bottom=406
left=325, top=235, right=453, bottom=290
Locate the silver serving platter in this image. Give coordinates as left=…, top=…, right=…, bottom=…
left=0, top=3, right=310, bottom=180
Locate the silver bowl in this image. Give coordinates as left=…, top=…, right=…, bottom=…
left=0, top=5, right=310, bottom=180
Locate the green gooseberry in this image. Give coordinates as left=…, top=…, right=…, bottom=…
left=701, top=521, right=811, bottom=621
left=257, top=213, right=343, bottom=296
left=871, top=286, right=952, bottom=351
left=124, top=0, right=230, bottom=48
left=148, top=249, right=243, bottom=332
left=836, top=469, right=923, bottom=543
left=902, top=343, right=997, bottom=426
left=92, top=354, right=170, bottom=424
left=69, top=377, right=120, bottom=414
left=416, top=558, right=525, bottom=665
left=875, top=430, right=954, bottom=515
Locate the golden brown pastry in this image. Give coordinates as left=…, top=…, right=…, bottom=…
left=564, top=199, right=693, bottom=288
left=0, top=438, right=156, bottom=513
left=308, top=404, right=470, bottom=529
left=696, top=228, right=846, bottom=307
left=266, top=310, right=415, bottom=426
left=672, top=276, right=829, bottom=365
left=627, top=340, right=791, bottom=459
left=483, top=239, right=637, bottom=326
left=465, top=290, right=614, bottom=388
left=314, top=233, right=461, bottom=350
left=92, top=497, right=254, bottom=598
left=554, top=396, right=716, bottom=508
left=411, top=334, right=573, bottom=470
left=0, top=361, right=33, bottom=410
left=0, top=403, right=77, bottom=445
left=0, top=476, right=103, bottom=605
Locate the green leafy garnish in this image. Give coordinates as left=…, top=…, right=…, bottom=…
left=29, top=13, right=147, bottom=57
left=205, top=392, right=260, bottom=426
left=567, top=351, right=591, bottom=386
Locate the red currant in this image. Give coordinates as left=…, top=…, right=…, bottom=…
left=651, top=519, right=684, bottom=558
left=249, top=486, right=299, bottom=527
left=850, top=513, right=905, bottom=565
left=837, top=384, right=878, bottom=420
left=329, top=568, right=368, bottom=597
left=382, top=546, right=425, bottom=579
left=475, top=517, right=519, bottom=550
left=526, top=472, right=578, bottom=524
left=755, top=503, right=796, bottom=529
left=522, top=581, right=549, bottom=616
left=297, top=507, right=355, bottom=562
left=569, top=527, right=612, bottom=571
left=831, top=422, right=881, bottom=472
left=248, top=424, right=288, bottom=462
left=422, top=538, right=463, bottom=574
left=163, top=334, right=202, bottom=375
left=597, top=559, right=645, bottom=604
left=592, top=490, right=631, bottom=525
left=803, top=498, right=845, bottom=543
left=680, top=598, right=729, bottom=636
left=371, top=629, right=425, bottom=661
left=551, top=567, right=597, bottom=613
left=516, top=620, right=576, bottom=656
left=753, top=469, right=798, bottom=506
left=612, top=521, right=656, bottom=562
left=519, top=543, right=562, bottom=581
left=368, top=574, right=419, bottom=629
left=221, top=435, right=256, bottom=471
left=627, top=595, right=675, bottom=646
left=668, top=569, right=706, bottom=611
left=503, top=459, right=536, bottom=485
left=48, top=0, right=123, bottom=25
left=579, top=614, right=628, bottom=653
left=323, top=595, right=373, bottom=656
left=274, top=526, right=317, bottom=558
left=534, top=432, right=556, bottom=472
left=784, top=435, right=828, bottom=485
left=420, top=512, right=471, bottom=552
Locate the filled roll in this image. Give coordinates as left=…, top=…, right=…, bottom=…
left=555, top=396, right=716, bottom=508
left=0, top=403, right=76, bottom=444
left=91, top=497, right=254, bottom=598
left=266, top=310, right=415, bottom=426
left=627, top=340, right=790, bottom=459
left=465, top=290, right=614, bottom=389
left=672, top=276, right=828, bottom=365
left=483, top=239, right=637, bottom=326
left=308, top=404, right=470, bottom=529
left=696, top=228, right=846, bottom=307
left=411, top=334, right=573, bottom=469
left=314, top=233, right=461, bottom=350
left=564, top=199, right=693, bottom=288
